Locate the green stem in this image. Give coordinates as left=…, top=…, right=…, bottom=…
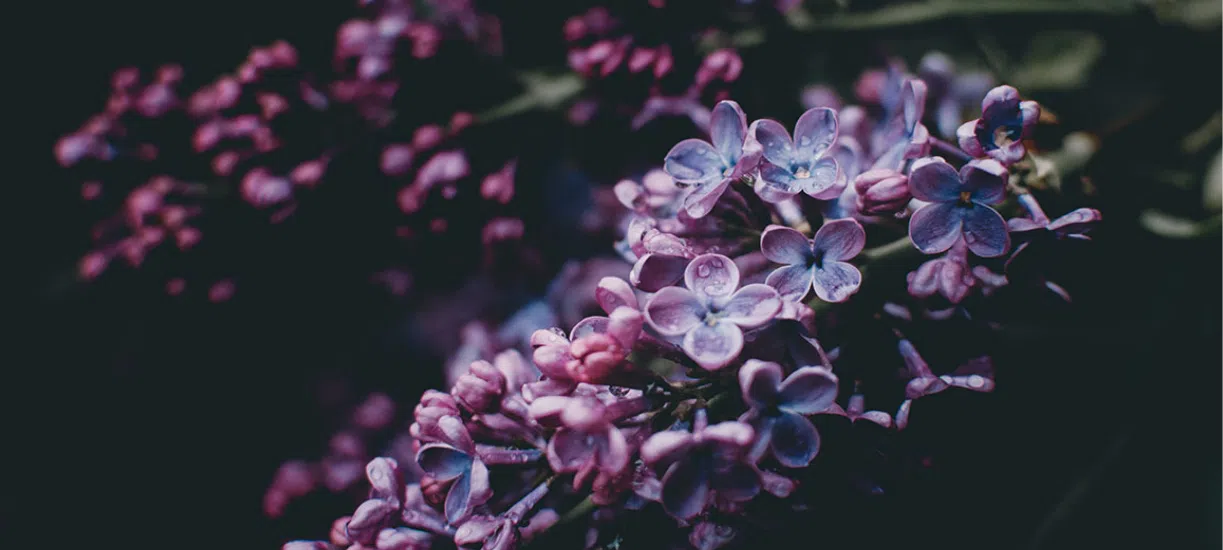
left=789, top=1, right=1139, bottom=31
left=556, top=495, right=597, bottom=526
left=860, top=235, right=919, bottom=263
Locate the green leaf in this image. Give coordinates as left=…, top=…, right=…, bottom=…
left=1010, top=31, right=1105, bottom=91
left=1204, top=150, right=1222, bottom=213
left=794, top=1, right=1140, bottom=31
left=1139, top=209, right=1223, bottom=239
left=1149, top=0, right=1223, bottom=30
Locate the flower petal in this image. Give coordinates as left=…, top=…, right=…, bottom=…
left=981, top=85, right=1021, bottom=124
left=961, top=203, right=1010, bottom=257
left=909, top=202, right=964, bottom=255
left=759, top=225, right=812, bottom=265
left=682, top=177, right=730, bottom=218
left=756, top=162, right=801, bottom=202
left=548, top=427, right=594, bottom=472
left=811, top=261, right=862, bottom=303
left=684, top=253, right=740, bottom=300
left=1048, top=208, right=1102, bottom=235
left=714, top=463, right=761, bottom=501
left=765, top=260, right=814, bottom=301
left=739, top=359, right=783, bottom=409
left=682, top=322, right=744, bottom=370
left=596, top=277, right=638, bottom=314
left=960, top=159, right=1008, bottom=204
left=643, top=286, right=704, bottom=337
left=813, top=218, right=865, bottom=261
left=528, top=395, right=569, bottom=428
left=902, top=79, right=927, bottom=133
left=719, top=284, right=782, bottom=328
left=800, top=155, right=840, bottom=197
left=661, top=456, right=711, bottom=520
left=710, top=100, right=748, bottom=166
left=640, top=431, right=695, bottom=468
left=631, top=253, right=688, bottom=292
left=956, top=120, right=986, bottom=158
left=750, top=119, right=795, bottom=167
left=907, top=157, right=962, bottom=202
left=597, top=426, right=630, bottom=473
left=701, top=421, right=756, bottom=450
left=777, top=367, right=839, bottom=414
left=416, top=444, right=471, bottom=481
left=792, top=107, right=838, bottom=158
left=739, top=411, right=773, bottom=463
left=664, top=139, right=725, bottom=184
left=444, top=469, right=473, bottom=524
left=769, top=412, right=821, bottom=468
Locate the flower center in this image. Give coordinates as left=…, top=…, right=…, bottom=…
left=958, top=191, right=973, bottom=206
left=993, top=126, right=1015, bottom=147
left=722, top=164, right=735, bottom=177
left=794, top=167, right=811, bottom=179
left=702, top=309, right=726, bottom=327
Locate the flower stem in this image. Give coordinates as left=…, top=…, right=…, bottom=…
left=930, top=137, right=973, bottom=163
left=860, top=235, right=919, bottom=263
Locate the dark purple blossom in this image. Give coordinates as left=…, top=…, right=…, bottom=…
left=760, top=219, right=866, bottom=303
left=753, top=107, right=843, bottom=202
left=738, top=360, right=838, bottom=467
left=639, top=411, right=759, bottom=520
left=895, top=341, right=996, bottom=429
left=663, top=100, right=761, bottom=218
left=643, top=254, right=782, bottom=369
left=956, top=85, right=1041, bottom=165
left=908, top=157, right=1011, bottom=257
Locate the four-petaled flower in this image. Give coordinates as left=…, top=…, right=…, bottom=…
left=956, top=85, right=1040, bottom=165
left=753, top=107, right=842, bottom=202
left=737, top=360, right=838, bottom=467
left=414, top=416, right=492, bottom=524
left=760, top=219, right=866, bottom=303
left=663, top=100, right=761, bottom=218
left=644, top=253, right=782, bottom=370
left=639, top=412, right=760, bottom=520
left=908, top=157, right=1010, bottom=257
left=528, top=390, right=636, bottom=477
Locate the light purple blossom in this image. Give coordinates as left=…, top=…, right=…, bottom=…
left=643, top=253, right=782, bottom=370
left=639, top=411, right=759, bottom=520
left=956, top=85, right=1040, bottom=165
left=908, top=157, right=1010, bottom=257
left=662, top=100, right=761, bottom=218
left=528, top=389, right=647, bottom=477
left=737, top=360, right=838, bottom=467
left=414, top=416, right=494, bottom=524
left=870, top=78, right=931, bottom=171
left=753, top=107, right=842, bottom=202
left=760, top=219, right=865, bottom=303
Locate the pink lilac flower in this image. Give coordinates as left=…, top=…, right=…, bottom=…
left=907, top=237, right=976, bottom=304
left=639, top=410, right=760, bottom=520
left=956, top=85, right=1041, bottom=165
left=643, top=254, right=782, bottom=369
left=907, top=157, right=1011, bottom=257
left=737, top=360, right=839, bottom=467
left=414, top=416, right=495, bottom=524
left=752, top=107, right=843, bottom=202
left=853, top=168, right=912, bottom=215
left=760, top=219, right=866, bottom=303
left=662, top=100, right=762, bottom=218
left=528, top=389, right=649, bottom=477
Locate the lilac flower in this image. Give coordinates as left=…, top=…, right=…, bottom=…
left=643, top=254, right=782, bottom=370
left=760, top=219, right=865, bottom=303
left=956, top=85, right=1041, bottom=165
left=853, top=168, right=912, bottom=215
left=908, top=157, right=1011, bottom=257
left=870, top=78, right=931, bottom=171
left=753, top=107, right=842, bottom=202
left=529, top=389, right=649, bottom=477
left=906, top=237, right=975, bottom=304
left=894, top=341, right=996, bottom=430
left=662, top=100, right=762, bottom=218
left=737, top=360, right=838, bottom=467
left=414, top=416, right=494, bottom=524
left=454, top=480, right=551, bottom=550
left=529, top=305, right=644, bottom=388
left=824, top=382, right=893, bottom=428
left=639, top=411, right=759, bottom=520
left=1007, top=193, right=1102, bottom=262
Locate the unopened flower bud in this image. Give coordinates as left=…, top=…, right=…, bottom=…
left=452, top=360, right=507, bottom=413
left=566, top=333, right=624, bottom=383
left=854, top=169, right=911, bottom=215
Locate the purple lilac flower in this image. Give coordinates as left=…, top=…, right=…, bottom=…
left=643, top=253, right=782, bottom=369
left=907, top=237, right=976, bottom=304
left=853, top=168, right=912, bottom=215
left=760, top=219, right=866, bottom=303
left=528, top=389, right=647, bottom=476
left=824, top=382, right=893, bottom=428
left=639, top=410, right=759, bottom=519
left=414, top=416, right=495, bottom=524
left=871, top=78, right=931, bottom=171
left=956, top=85, right=1041, bottom=165
left=908, top=157, right=1011, bottom=257
left=1007, top=192, right=1103, bottom=262
left=662, top=100, right=762, bottom=217
left=894, top=341, right=996, bottom=429
left=738, top=360, right=838, bottom=467
left=453, top=480, right=552, bottom=550
left=753, top=107, right=843, bottom=202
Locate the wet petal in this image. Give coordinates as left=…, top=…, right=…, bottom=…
left=596, top=277, right=638, bottom=314
left=571, top=316, right=609, bottom=339
left=961, top=203, right=1010, bottom=257
left=777, top=367, right=839, bottom=414
left=710, top=100, right=748, bottom=166
left=981, top=85, right=1021, bottom=123
left=811, top=261, right=862, bottom=303
left=644, top=286, right=704, bottom=336
left=750, top=119, right=795, bottom=167
left=756, top=163, right=801, bottom=201
left=606, top=306, right=644, bottom=349
left=528, top=395, right=569, bottom=428
left=664, top=139, right=725, bottom=184
left=416, top=444, right=471, bottom=481
left=813, top=218, right=865, bottom=261
left=683, top=177, right=730, bottom=218
left=444, top=470, right=474, bottom=524
left=548, top=427, right=594, bottom=472
left=759, top=225, right=812, bottom=265
left=701, top=421, right=756, bottom=450
left=631, top=253, right=688, bottom=292
left=800, top=155, right=840, bottom=197
left=714, top=463, right=761, bottom=501
left=597, top=426, right=630, bottom=473
left=437, top=415, right=475, bottom=453
left=682, top=322, right=744, bottom=370
left=765, top=264, right=815, bottom=302
left=956, top=120, right=986, bottom=158
left=720, top=284, right=782, bottom=328
left=960, top=159, right=1007, bottom=204
left=661, top=456, right=712, bottom=520
left=640, top=431, right=695, bottom=468
left=739, top=359, right=783, bottom=409
left=684, top=254, right=740, bottom=300
left=909, top=202, right=964, bottom=255
left=770, top=412, right=821, bottom=468
left=908, top=157, right=962, bottom=202
left=792, top=107, right=837, bottom=158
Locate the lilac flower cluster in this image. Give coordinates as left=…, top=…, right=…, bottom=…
left=281, top=52, right=1101, bottom=549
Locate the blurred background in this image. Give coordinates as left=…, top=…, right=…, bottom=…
left=18, top=0, right=1221, bottom=548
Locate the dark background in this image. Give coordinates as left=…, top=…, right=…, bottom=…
left=16, top=1, right=1221, bottom=549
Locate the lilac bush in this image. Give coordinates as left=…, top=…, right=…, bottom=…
left=276, top=49, right=1102, bottom=550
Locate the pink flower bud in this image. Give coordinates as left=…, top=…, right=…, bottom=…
left=353, top=393, right=396, bottom=431
left=331, top=517, right=353, bottom=545
left=907, top=249, right=975, bottom=304
left=380, top=145, right=414, bottom=176
left=79, top=252, right=109, bottom=280
left=566, top=333, right=624, bottom=384
left=452, top=360, right=507, bottom=413
left=346, top=498, right=398, bottom=544
left=853, top=169, right=911, bottom=215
